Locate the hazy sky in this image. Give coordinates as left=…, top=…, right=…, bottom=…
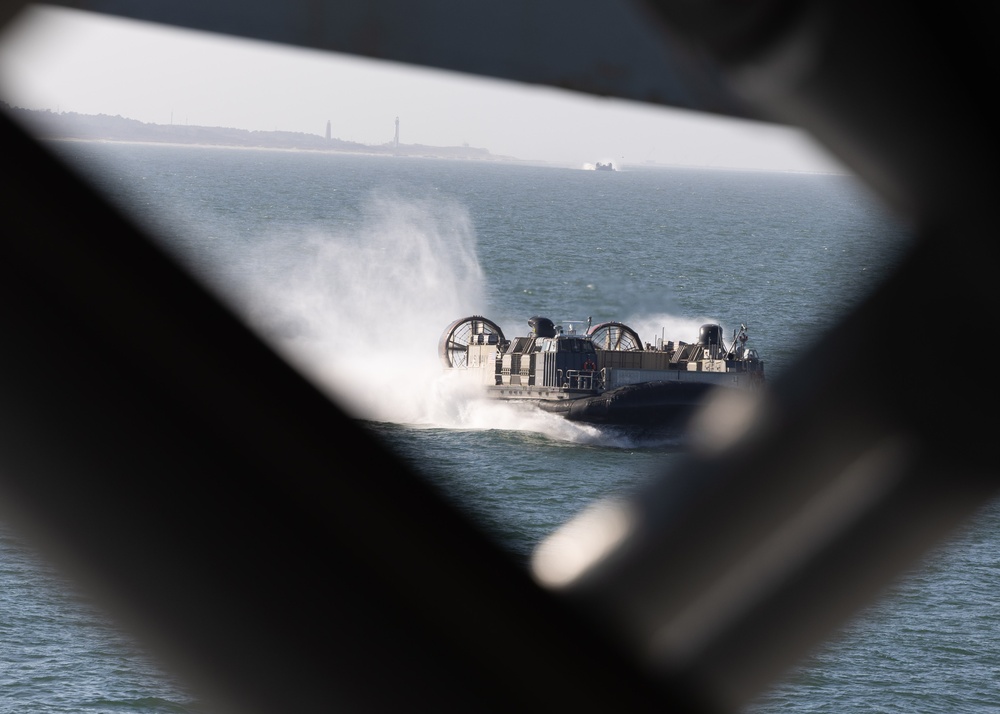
left=0, top=5, right=846, bottom=172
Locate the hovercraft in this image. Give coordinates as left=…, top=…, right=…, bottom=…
left=438, top=315, right=764, bottom=430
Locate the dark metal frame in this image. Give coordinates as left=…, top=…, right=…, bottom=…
left=1, top=2, right=994, bottom=712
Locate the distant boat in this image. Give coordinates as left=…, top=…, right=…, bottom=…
left=595, top=162, right=615, bottom=171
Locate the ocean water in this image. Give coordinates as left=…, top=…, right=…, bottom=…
left=4, top=141, right=996, bottom=713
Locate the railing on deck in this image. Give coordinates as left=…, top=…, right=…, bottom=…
left=558, top=369, right=601, bottom=390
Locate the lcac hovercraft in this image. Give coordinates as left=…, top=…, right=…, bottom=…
left=438, top=315, right=765, bottom=430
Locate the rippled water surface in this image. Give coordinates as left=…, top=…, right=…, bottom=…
left=6, top=144, right=986, bottom=714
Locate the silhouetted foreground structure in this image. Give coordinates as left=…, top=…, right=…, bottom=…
left=2, top=1, right=996, bottom=713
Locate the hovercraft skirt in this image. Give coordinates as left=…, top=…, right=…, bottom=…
left=536, top=380, right=718, bottom=426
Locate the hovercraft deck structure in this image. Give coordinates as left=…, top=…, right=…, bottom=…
left=439, top=315, right=765, bottom=430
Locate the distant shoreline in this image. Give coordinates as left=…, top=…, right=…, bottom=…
left=42, top=135, right=525, bottom=162
left=6, top=103, right=846, bottom=174
left=41, top=136, right=845, bottom=175
left=5, top=102, right=521, bottom=163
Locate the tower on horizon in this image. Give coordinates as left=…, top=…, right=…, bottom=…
left=394, top=117, right=399, bottom=148
left=325, top=120, right=331, bottom=140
